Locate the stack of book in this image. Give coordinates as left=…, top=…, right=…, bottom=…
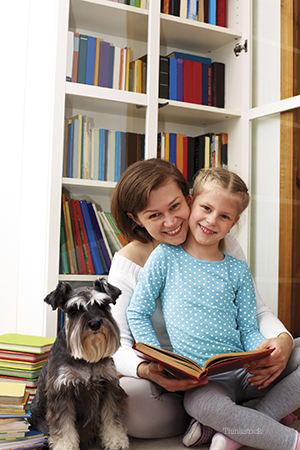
left=161, top=0, right=226, bottom=27
left=60, top=196, right=128, bottom=276
left=0, top=381, right=45, bottom=449
left=63, top=115, right=145, bottom=182
left=157, top=131, right=228, bottom=186
left=107, top=0, right=148, bottom=7
left=0, top=334, right=54, bottom=404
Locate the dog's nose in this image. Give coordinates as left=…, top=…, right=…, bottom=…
left=88, top=319, right=101, bottom=331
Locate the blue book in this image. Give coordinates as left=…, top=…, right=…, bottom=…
left=85, top=36, right=96, bottom=85
left=67, top=122, right=73, bottom=178
left=87, top=203, right=111, bottom=273
left=98, top=128, right=106, bottom=181
left=169, top=57, right=177, bottom=101
left=169, top=133, right=177, bottom=165
left=167, top=51, right=211, bottom=65
left=177, top=58, right=183, bottom=102
left=208, top=0, right=217, bottom=25
left=115, top=131, right=121, bottom=182
left=80, top=200, right=104, bottom=274
left=202, top=63, right=209, bottom=106
left=108, top=45, right=115, bottom=89
left=77, top=35, right=88, bottom=84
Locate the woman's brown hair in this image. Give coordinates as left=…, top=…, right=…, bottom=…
left=111, top=159, right=190, bottom=243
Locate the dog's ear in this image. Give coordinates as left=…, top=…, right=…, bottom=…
left=44, top=282, right=73, bottom=310
left=93, top=278, right=122, bottom=305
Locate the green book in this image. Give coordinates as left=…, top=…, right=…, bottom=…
left=0, top=334, right=55, bottom=354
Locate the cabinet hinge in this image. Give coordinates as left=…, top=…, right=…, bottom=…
left=233, top=39, right=248, bottom=57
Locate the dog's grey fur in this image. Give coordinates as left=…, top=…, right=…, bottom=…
left=29, top=278, right=129, bottom=450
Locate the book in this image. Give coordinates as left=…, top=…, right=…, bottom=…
left=208, top=0, right=217, bottom=25
left=177, top=58, right=183, bottom=101
left=183, top=59, right=193, bottom=103
left=0, top=384, right=26, bottom=405
left=98, top=41, right=110, bottom=87
left=66, top=31, right=74, bottom=82
left=88, top=203, right=111, bottom=273
left=169, top=133, right=177, bottom=165
left=77, top=34, right=88, bottom=84
left=0, top=352, right=49, bottom=363
left=217, top=0, right=226, bottom=27
left=187, top=0, right=198, bottom=20
left=0, top=392, right=29, bottom=412
left=212, top=61, right=225, bottom=108
left=167, top=51, right=211, bottom=65
left=94, top=38, right=100, bottom=86
left=159, top=56, right=169, bottom=99
left=72, top=33, right=80, bottom=83
left=75, top=200, right=95, bottom=274
left=192, top=61, right=202, bottom=104
left=169, top=57, right=177, bottom=101
left=80, top=200, right=104, bottom=274
left=133, top=342, right=274, bottom=381
left=85, top=35, right=96, bottom=85
left=0, top=335, right=54, bottom=355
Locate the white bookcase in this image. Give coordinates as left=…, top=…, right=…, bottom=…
left=58, top=0, right=250, bottom=281
left=6, top=0, right=249, bottom=337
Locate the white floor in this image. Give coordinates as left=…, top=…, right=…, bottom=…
left=128, top=420, right=300, bottom=450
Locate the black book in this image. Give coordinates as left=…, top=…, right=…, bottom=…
left=212, top=62, right=225, bottom=108
left=159, top=56, right=169, bottom=99
left=187, top=137, right=195, bottom=187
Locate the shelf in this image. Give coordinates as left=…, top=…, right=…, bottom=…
left=59, top=274, right=108, bottom=282
left=69, top=0, right=148, bottom=42
left=62, top=177, right=116, bottom=197
left=160, top=14, right=242, bottom=54
left=158, top=100, right=241, bottom=127
left=65, top=82, right=147, bottom=118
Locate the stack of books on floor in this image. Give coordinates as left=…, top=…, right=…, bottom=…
left=0, top=381, right=45, bottom=449
left=60, top=196, right=128, bottom=275
left=0, top=334, right=54, bottom=407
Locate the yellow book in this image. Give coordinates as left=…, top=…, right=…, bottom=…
left=176, top=133, right=184, bottom=173
left=0, top=382, right=26, bottom=405
left=164, top=132, right=170, bottom=161
left=94, top=38, right=100, bottom=86
left=125, top=48, right=130, bottom=91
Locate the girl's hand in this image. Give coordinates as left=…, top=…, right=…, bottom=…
left=137, top=361, right=209, bottom=392
left=244, top=333, right=293, bottom=389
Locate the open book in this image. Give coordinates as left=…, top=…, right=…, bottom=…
left=133, top=342, right=274, bottom=380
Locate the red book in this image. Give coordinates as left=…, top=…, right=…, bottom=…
left=217, top=0, right=226, bottom=27
left=183, top=59, right=193, bottom=104
left=70, top=199, right=86, bottom=274
left=72, top=33, right=79, bottom=83
left=162, top=0, right=169, bottom=13
left=193, top=61, right=202, bottom=104
left=75, top=200, right=95, bottom=275
left=183, top=136, right=188, bottom=180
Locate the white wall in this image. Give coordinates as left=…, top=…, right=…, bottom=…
left=0, top=0, right=67, bottom=337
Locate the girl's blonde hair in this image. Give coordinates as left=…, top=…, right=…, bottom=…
left=193, top=167, right=250, bottom=217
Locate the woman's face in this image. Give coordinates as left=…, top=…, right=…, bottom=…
left=134, top=180, right=191, bottom=246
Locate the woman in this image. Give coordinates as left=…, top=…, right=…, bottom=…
left=108, top=158, right=294, bottom=440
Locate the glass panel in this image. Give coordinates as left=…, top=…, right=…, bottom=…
left=252, top=0, right=300, bottom=107
left=250, top=108, right=300, bottom=337
left=252, top=0, right=281, bottom=107
left=250, top=114, right=280, bottom=315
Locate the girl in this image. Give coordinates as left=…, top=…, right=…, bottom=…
left=126, top=168, right=300, bottom=450
left=108, top=159, right=294, bottom=441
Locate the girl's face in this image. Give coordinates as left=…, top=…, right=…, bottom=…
left=187, top=184, right=240, bottom=250
left=133, top=180, right=191, bottom=246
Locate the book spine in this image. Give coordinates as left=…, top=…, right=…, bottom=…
left=77, top=35, right=88, bottom=84
left=72, top=33, right=80, bottom=83
left=212, top=62, right=225, bottom=108
left=159, top=56, right=169, bottom=99
left=85, top=36, right=96, bottom=85
left=80, top=200, right=104, bottom=275
left=66, top=31, right=74, bottom=82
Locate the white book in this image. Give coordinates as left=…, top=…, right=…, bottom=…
left=180, top=0, right=188, bottom=18
left=93, top=206, right=113, bottom=260
left=66, top=31, right=74, bottom=81
left=99, top=212, right=122, bottom=253
left=113, top=46, right=121, bottom=90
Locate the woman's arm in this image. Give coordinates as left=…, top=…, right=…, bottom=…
left=108, top=253, right=145, bottom=378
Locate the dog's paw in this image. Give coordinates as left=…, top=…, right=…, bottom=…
left=102, top=430, right=129, bottom=450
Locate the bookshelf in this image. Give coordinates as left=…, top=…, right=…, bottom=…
left=45, top=0, right=250, bottom=335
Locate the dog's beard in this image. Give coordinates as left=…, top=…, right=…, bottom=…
left=67, top=319, right=120, bottom=363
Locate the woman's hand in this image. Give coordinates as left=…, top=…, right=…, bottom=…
left=244, top=332, right=293, bottom=389
left=137, top=361, right=209, bottom=392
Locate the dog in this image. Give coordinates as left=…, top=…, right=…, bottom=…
left=29, top=278, right=129, bottom=450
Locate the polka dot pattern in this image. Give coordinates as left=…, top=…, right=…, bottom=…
left=127, top=244, right=265, bottom=368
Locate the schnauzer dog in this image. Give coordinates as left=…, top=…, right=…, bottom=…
left=29, top=278, right=129, bottom=450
